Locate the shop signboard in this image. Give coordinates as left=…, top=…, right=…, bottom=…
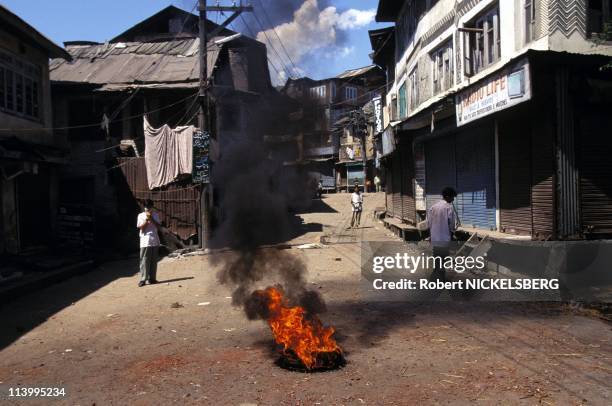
left=456, top=59, right=531, bottom=126
left=192, top=130, right=210, bottom=183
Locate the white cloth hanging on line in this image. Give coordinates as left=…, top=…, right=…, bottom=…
left=143, top=116, right=195, bottom=189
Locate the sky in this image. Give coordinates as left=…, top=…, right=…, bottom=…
left=2, top=0, right=391, bottom=84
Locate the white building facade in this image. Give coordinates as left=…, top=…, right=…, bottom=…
left=375, top=0, right=612, bottom=240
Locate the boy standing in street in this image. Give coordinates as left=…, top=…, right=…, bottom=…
left=137, top=199, right=161, bottom=287
left=350, top=186, right=363, bottom=228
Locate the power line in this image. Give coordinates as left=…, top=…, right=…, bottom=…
left=249, top=6, right=295, bottom=80
left=254, top=0, right=300, bottom=77
left=237, top=13, right=286, bottom=83
left=0, top=92, right=199, bottom=132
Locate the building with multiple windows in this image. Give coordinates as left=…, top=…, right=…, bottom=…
left=281, top=65, right=385, bottom=191
left=375, top=0, right=612, bottom=239
left=0, top=5, right=70, bottom=254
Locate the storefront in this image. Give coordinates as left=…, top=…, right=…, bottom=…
left=346, top=162, right=364, bottom=187
left=423, top=121, right=496, bottom=230
left=422, top=58, right=533, bottom=232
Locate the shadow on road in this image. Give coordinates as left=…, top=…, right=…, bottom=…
left=0, top=258, right=137, bottom=351
left=155, top=276, right=195, bottom=284
left=295, top=197, right=339, bottom=214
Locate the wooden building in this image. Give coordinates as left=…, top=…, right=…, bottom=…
left=49, top=6, right=281, bottom=247
left=0, top=5, right=71, bottom=254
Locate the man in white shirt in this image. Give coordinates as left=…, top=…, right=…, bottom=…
left=137, top=199, right=161, bottom=287
left=350, top=186, right=363, bottom=228
left=427, top=187, right=458, bottom=282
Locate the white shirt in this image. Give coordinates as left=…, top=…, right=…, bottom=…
left=137, top=211, right=161, bottom=248
left=351, top=192, right=363, bottom=212
left=427, top=200, right=457, bottom=245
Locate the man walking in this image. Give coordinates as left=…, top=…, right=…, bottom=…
left=427, top=187, right=458, bottom=282
left=137, top=199, right=161, bottom=287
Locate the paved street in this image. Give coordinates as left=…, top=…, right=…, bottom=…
left=1, top=193, right=611, bottom=405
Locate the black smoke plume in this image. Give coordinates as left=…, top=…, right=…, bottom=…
left=211, top=136, right=325, bottom=319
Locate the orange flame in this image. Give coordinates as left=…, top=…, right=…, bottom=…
left=254, top=286, right=341, bottom=369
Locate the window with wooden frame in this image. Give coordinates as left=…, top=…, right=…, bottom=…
left=345, top=86, right=358, bottom=100
left=525, top=0, right=536, bottom=43
left=398, top=82, right=407, bottom=118
left=390, top=93, right=398, bottom=121
left=0, top=49, right=42, bottom=121
left=408, top=67, right=419, bottom=112
left=461, top=5, right=501, bottom=76
left=588, top=0, right=612, bottom=40
left=431, top=40, right=453, bottom=95
left=309, top=85, right=326, bottom=99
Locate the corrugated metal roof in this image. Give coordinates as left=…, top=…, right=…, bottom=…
left=336, top=65, right=377, bottom=79
left=50, top=38, right=222, bottom=85
left=94, top=82, right=199, bottom=92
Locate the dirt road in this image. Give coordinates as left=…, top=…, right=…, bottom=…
left=1, top=193, right=610, bottom=405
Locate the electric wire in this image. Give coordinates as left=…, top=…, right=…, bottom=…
left=237, top=13, right=285, bottom=82
left=249, top=6, right=295, bottom=80
left=0, top=92, right=199, bottom=132
left=254, top=0, right=300, bottom=77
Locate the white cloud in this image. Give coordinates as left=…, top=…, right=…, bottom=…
left=323, top=46, right=355, bottom=59
left=255, top=0, right=375, bottom=85
left=336, top=8, right=376, bottom=30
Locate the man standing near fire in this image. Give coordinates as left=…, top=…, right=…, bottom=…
left=137, top=199, right=161, bottom=287
left=427, top=187, right=458, bottom=282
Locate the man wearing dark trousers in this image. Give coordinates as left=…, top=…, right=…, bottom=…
left=427, top=187, right=458, bottom=282
left=137, top=199, right=161, bottom=287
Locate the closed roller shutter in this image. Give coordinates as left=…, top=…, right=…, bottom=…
left=425, top=136, right=456, bottom=211
left=400, top=142, right=416, bottom=224
left=455, top=124, right=496, bottom=230
left=414, top=142, right=426, bottom=211
left=579, top=107, right=612, bottom=234
left=391, top=150, right=403, bottom=218
left=385, top=160, right=393, bottom=213
left=531, top=114, right=555, bottom=239
left=499, top=117, right=532, bottom=234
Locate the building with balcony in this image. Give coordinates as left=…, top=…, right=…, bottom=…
left=375, top=0, right=612, bottom=240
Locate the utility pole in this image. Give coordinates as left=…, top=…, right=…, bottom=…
left=197, top=1, right=253, bottom=249
left=198, top=0, right=210, bottom=249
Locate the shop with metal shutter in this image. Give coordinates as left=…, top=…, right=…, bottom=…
left=424, top=124, right=496, bottom=230
left=425, top=135, right=456, bottom=212
left=391, top=149, right=403, bottom=218
left=346, top=163, right=364, bottom=188
left=529, top=68, right=556, bottom=240
left=414, top=142, right=426, bottom=213
left=578, top=105, right=612, bottom=235
left=384, top=158, right=393, bottom=214
left=399, top=140, right=416, bottom=224
left=455, top=123, right=496, bottom=230
left=498, top=110, right=532, bottom=235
